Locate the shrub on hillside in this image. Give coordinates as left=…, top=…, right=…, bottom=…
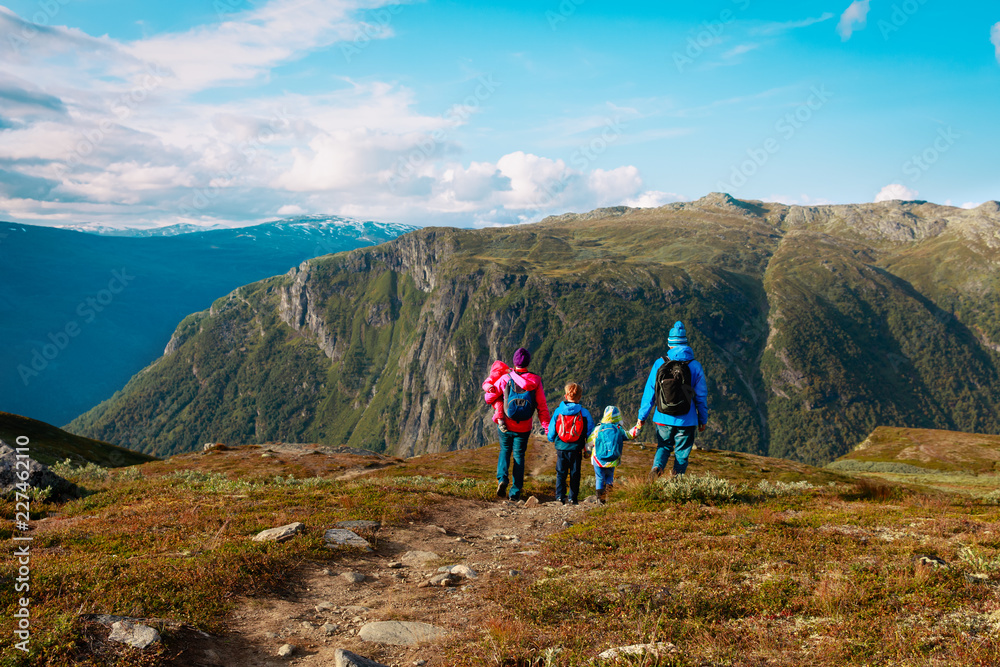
left=756, top=479, right=817, bottom=497
left=844, top=476, right=904, bottom=501
left=51, top=458, right=109, bottom=482
left=654, top=473, right=739, bottom=503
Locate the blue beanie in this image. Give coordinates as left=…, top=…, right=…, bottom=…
left=668, top=321, right=688, bottom=347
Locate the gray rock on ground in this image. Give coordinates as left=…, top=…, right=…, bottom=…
left=278, top=643, right=296, bottom=657
left=447, top=564, right=478, bottom=579
left=340, top=571, right=366, bottom=584
left=0, top=442, right=76, bottom=499
left=359, top=620, right=448, bottom=646
left=108, top=620, right=161, bottom=649
left=324, top=529, right=373, bottom=551
left=335, top=648, right=390, bottom=667
left=597, top=642, right=677, bottom=660
left=428, top=573, right=458, bottom=586
left=524, top=495, right=540, bottom=508
left=252, top=522, right=306, bottom=543
left=400, top=550, right=439, bottom=567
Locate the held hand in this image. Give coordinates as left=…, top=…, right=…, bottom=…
left=698, top=423, right=706, bottom=433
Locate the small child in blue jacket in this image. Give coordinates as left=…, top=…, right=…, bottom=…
left=587, top=405, right=636, bottom=503
left=547, top=383, right=595, bottom=505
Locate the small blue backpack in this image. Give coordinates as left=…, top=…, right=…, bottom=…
left=593, top=423, right=624, bottom=464
left=503, top=374, right=535, bottom=421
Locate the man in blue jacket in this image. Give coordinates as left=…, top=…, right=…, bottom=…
left=634, top=321, right=709, bottom=479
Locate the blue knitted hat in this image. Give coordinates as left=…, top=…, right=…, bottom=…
left=668, top=321, right=688, bottom=347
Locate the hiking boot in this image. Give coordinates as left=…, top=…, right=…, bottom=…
left=596, top=488, right=606, bottom=504
left=648, top=467, right=662, bottom=483
left=555, top=496, right=566, bottom=505
left=496, top=480, right=508, bottom=498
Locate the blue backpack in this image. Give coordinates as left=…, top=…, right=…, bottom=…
left=503, top=374, right=535, bottom=421
left=593, top=423, right=624, bottom=464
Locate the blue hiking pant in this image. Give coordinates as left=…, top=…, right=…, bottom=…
left=497, top=428, right=530, bottom=498
left=593, top=464, right=615, bottom=490
left=653, top=423, right=697, bottom=475
left=555, top=447, right=583, bottom=502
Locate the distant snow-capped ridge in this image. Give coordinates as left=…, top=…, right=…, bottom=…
left=61, top=222, right=227, bottom=237
left=60, top=216, right=420, bottom=238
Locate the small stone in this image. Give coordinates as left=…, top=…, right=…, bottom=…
left=597, top=642, right=677, bottom=661
left=915, top=554, right=949, bottom=569
left=508, top=570, right=521, bottom=577
left=448, top=564, right=478, bottom=579
left=108, top=620, right=161, bottom=649
left=524, top=496, right=540, bottom=508
left=359, top=621, right=448, bottom=646
left=340, top=571, right=365, bottom=584
left=414, top=661, right=427, bottom=666
left=316, top=601, right=335, bottom=612
left=277, top=643, right=296, bottom=657
left=324, top=529, right=372, bottom=551
left=428, top=525, right=447, bottom=534
left=334, top=648, right=391, bottom=667
left=343, top=605, right=371, bottom=614
left=252, top=522, right=306, bottom=543
left=301, top=621, right=316, bottom=630
left=428, top=573, right=457, bottom=586
left=417, top=580, right=430, bottom=588
left=387, top=561, right=404, bottom=569
left=322, top=568, right=333, bottom=576
left=262, top=452, right=275, bottom=458
left=264, top=631, right=279, bottom=639
left=562, top=521, right=572, bottom=528
left=400, top=550, right=440, bottom=567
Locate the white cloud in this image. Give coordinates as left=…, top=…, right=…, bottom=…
left=752, top=14, right=835, bottom=36
left=277, top=204, right=306, bottom=216
left=126, top=0, right=395, bottom=92
left=722, top=43, right=761, bottom=60
left=625, top=191, right=686, bottom=208
left=991, top=22, right=1000, bottom=64
left=0, top=0, right=665, bottom=229
left=837, top=0, right=870, bottom=41
left=961, top=201, right=982, bottom=209
left=875, top=184, right=919, bottom=203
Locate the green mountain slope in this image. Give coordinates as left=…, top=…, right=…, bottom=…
left=67, top=194, right=1000, bottom=464
left=0, top=411, right=155, bottom=467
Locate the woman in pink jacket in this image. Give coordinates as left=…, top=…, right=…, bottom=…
left=484, top=347, right=551, bottom=501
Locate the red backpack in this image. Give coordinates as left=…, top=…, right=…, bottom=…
left=555, top=413, right=585, bottom=442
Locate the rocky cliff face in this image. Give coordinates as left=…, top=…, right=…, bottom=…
left=68, top=195, right=1000, bottom=463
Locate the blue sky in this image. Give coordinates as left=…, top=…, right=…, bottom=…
left=0, top=0, right=997, bottom=228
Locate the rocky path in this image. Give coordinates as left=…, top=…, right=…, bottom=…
left=174, top=494, right=598, bottom=666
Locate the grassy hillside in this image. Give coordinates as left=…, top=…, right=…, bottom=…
left=68, top=195, right=1000, bottom=464
left=2, top=435, right=999, bottom=665
left=0, top=411, right=154, bottom=467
